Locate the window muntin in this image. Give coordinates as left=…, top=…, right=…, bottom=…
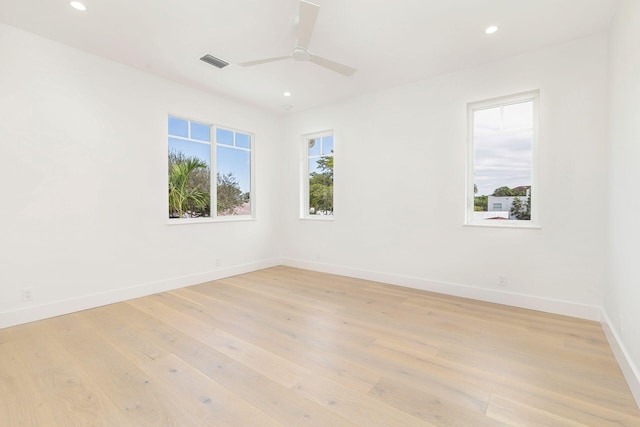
left=168, top=116, right=253, bottom=221
left=467, top=91, right=538, bottom=226
left=303, top=131, right=334, bottom=218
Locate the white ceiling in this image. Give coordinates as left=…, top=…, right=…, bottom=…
left=0, top=0, right=619, bottom=114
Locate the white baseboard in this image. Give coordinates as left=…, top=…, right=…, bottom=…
left=0, top=258, right=281, bottom=329
left=601, top=309, right=640, bottom=409
left=281, top=257, right=602, bottom=321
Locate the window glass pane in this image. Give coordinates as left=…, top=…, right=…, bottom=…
left=474, top=130, right=532, bottom=197
left=321, top=135, right=334, bottom=155
left=308, top=158, right=319, bottom=175
left=168, top=138, right=211, bottom=164
left=503, top=101, right=533, bottom=131
left=235, top=132, right=251, bottom=149
left=190, top=121, right=211, bottom=142
left=216, top=128, right=234, bottom=146
left=471, top=95, right=534, bottom=222
left=217, top=145, right=251, bottom=216
left=168, top=136, right=211, bottom=219
left=308, top=155, right=333, bottom=215
left=473, top=107, right=501, bottom=135
left=168, top=117, right=188, bottom=137
left=308, top=138, right=321, bottom=157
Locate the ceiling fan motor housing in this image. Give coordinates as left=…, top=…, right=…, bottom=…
left=292, top=47, right=311, bottom=61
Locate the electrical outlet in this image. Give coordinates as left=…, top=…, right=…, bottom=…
left=498, top=274, right=507, bottom=288
left=215, top=258, right=221, bottom=267
left=22, top=288, right=33, bottom=302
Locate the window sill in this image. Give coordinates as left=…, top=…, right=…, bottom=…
left=300, top=215, right=335, bottom=221
left=464, top=221, right=541, bottom=230
left=167, top=216, right=256, bottom=225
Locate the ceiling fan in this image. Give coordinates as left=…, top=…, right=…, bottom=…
left=239, top=0, right=357, bottom=76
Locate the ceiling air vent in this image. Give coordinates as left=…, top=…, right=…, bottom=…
left=199, top=54, right=229, bottom=69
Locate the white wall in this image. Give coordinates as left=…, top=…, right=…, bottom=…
left=281, top=34, right=610, bottom=319
left=0, top=23, right=282, bottom=327
left=606, top=0, right=640, bottom=402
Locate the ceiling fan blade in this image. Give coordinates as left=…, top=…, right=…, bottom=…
left=238, top=56, right=291, bottom=67
left=296, top=0, right=319, bottom=50
left=309, top=54, right=357, bottom=76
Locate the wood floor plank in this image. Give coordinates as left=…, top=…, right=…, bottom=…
left=0, top=265, right=638, bottom=426
left=381, top=336, right=640, bottom=426
left=168, top=290, right=372, bottom=352
left=137, top=353, right=283, bottom=427
left=178, top=283, right=368, bottom=347
left=127, top=294, right=312, bottom=388
left=486, top=390, right=640, bottom=427
left=0, top=341, right=53, bottom=426
left=134, top=324, right=359, bottom=426
left=165, top=287, right=383, bottom=393
left=6, top=321, right=135, bottom=426
left=486, top=394, right=588, bottom=427
left=195, top=274, right=344, bottom=315
left=82, top=302, right=170, bottom=366
left=221, top=270, right=409, bottom=312
left=293, top=373, right=434, bottom=427
left=44, top=313, right=191, bottom=427
left=368, top=376, right=509, bottom=427
left=437, top=341, right=637, bottom=414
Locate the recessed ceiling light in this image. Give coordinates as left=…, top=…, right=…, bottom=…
left=70, top=1, right=87, bottom=11
left=284, top=91, right=292, bottom=97
left=485, top=25, right=498, bottom=34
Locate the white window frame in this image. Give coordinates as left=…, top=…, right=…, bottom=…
left=465, top=91, right=539, bottom=228
left=168, top=115, right=255, bottom=224
left=301, top=129, right=335, bottom=220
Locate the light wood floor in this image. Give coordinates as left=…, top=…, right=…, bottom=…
left=1, top=266, right=639, bottom=426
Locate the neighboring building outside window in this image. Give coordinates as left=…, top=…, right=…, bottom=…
left=168, top=116, right=253, bottom=221
left=488, top=190, right=531, bottom=220
left=467, top=91, right=538, bottom=226
left=302, top=131, right=334, bottom=218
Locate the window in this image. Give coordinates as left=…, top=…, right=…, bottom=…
left=215, top=128, right=252, bottom=217
left=302, top=130, right=334, bottom=218
left=168, top=116, right=253, bottom=220
left=467, top=91, right=538, bottom=226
